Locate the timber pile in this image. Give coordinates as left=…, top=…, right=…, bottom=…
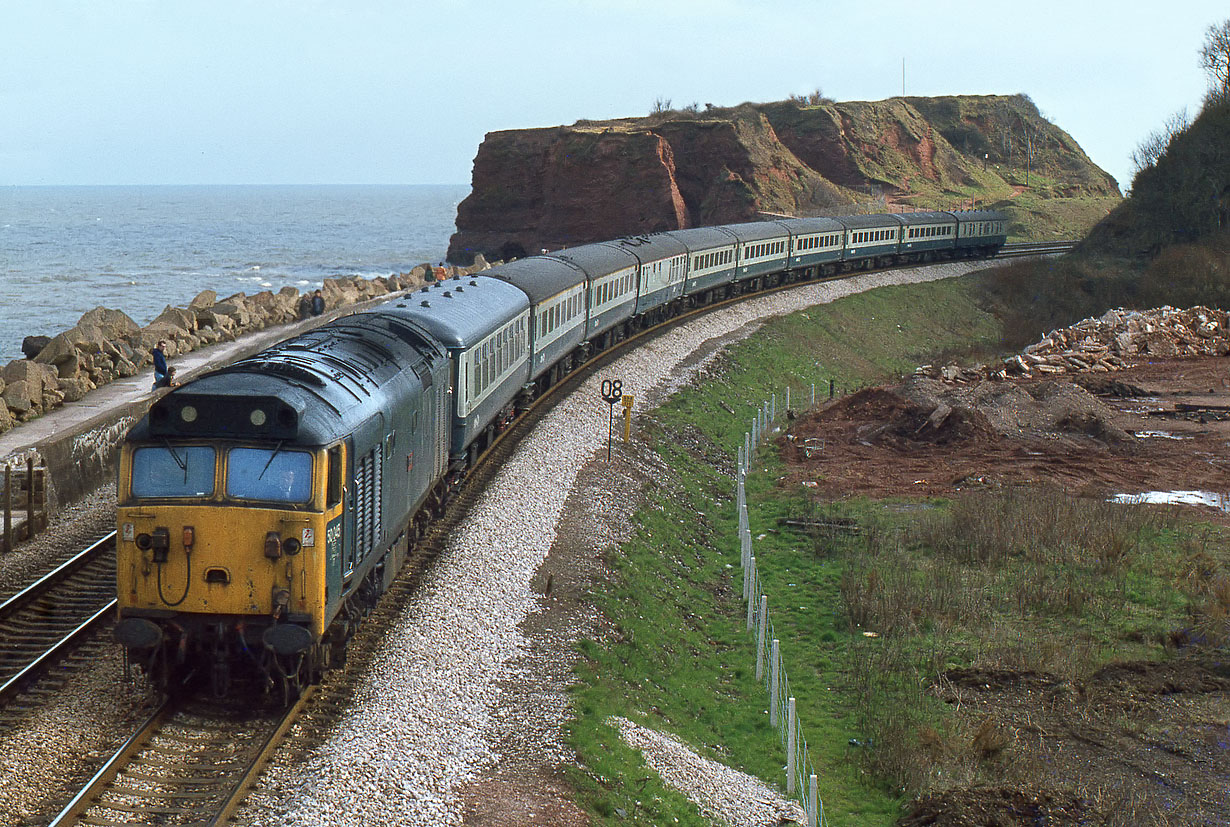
left=917, top=306, right=1230, bottom=383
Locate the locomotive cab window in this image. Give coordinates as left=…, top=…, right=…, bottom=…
left=131, top=445, right=216, bottom=498
left=226, top=447, right=313, bottom=504
left=327, top=445, right=343, bottom=508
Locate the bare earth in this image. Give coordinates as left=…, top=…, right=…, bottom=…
left=780, top=355, right=1230, bottom=825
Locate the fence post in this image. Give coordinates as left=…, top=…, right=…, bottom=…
left=829, top=379, right=835, bottom=399
left=2, top=466, right=10, bottom=554
left=787, top=697, right=797, bottom=794
left=785, top=386, right=790, bottom=414
left=770, top=639, right=780, bottom=725
left=755, top=595, right=768, bottom=680
left=746, top=558, right=756, bottom=626
left=25, top=457, right=35, bottom=540
left=745, top=432, right=751, bottom=461
left=771, top=393, right=776, bottom=423
left=811, top=383, right=815, bottom=406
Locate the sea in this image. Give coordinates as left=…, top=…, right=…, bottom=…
left=0, top=185, right=468, bottom=364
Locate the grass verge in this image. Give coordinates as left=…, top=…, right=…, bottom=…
left=564, top=273, right=1229, bottom=824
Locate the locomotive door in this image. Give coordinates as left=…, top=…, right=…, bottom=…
left=324, top=441, right=347, bottom=605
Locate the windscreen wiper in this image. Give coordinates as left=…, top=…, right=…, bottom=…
left=257, top=441, right=285, bottom=480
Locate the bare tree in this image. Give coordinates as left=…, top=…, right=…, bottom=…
left=788, top=88, right=833, bottom=106
left=1130, top=108, right=1191, bottom=180
left=1199, top=19, right=1230, bottom=96
left=651, top=97, right=673, bottom=114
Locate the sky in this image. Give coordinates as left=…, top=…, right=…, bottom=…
left=2, top=1, right=1226, bottom=192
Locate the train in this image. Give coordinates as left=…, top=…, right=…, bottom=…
left=113, top=209, right=1006, bottom=700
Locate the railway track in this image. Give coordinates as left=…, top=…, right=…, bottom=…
left=997, top=239, right=1078, bottom=258
left=0, top=532, right=117, bottom=713
left=47, top=690, right=308, bottom=827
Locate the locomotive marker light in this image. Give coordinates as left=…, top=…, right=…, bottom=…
left=601, top=378, right=623, bottom=461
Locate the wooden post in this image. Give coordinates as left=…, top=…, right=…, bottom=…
left=3, top=466, right=10, bottom=553
left=25, top=457, right=35, bottom=540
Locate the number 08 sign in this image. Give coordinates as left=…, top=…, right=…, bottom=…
left=601, top=379, right=632, bottom=460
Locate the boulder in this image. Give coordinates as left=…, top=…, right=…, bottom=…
left=0, top=402, right=13, bottom=433
left=57, top=376, right=94, bottom=403
left=3, top=359, right=59, bottom=392
left=21, top=335, right=51, bottom=360
left=188, top=289, right=218, bottom=308
left=33, top=326, right=107, bottom=375
left=3, top=380, right=38, bottom=416
left=321, top=277, right=358, bottom=309
left=150, top=305, right=197, bottom=334
left=77, top=307, right=140, bottom=340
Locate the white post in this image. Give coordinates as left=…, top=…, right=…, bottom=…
left=769, top=639, right=780, bottom=726
left=755, top=595, right=768, bottom=680
left=771, top=393, right=776, bottom=422
left=787, top=697, right=797, bottom=794
left=745, top=431, right=751, bottom=460
left=811, top=383, right=815, bottom=406
left=785, top=386, right=790, bottom=414
left=809, top=774, right=819, bottom=827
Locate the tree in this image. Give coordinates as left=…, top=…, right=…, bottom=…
left=1130, top=109, right=1191, bottom=181
left=1199, top=19, right=1230, bottom=97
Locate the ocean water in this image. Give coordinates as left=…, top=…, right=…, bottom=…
left=0, top=185, right=468, bottom=364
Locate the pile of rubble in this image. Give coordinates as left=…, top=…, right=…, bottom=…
left=917, top=306, right=1230, bottom=384
left=0, top=258, right=492, bottom=433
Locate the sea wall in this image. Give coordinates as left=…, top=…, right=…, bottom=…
left=0, top=258, right=491, bottom=510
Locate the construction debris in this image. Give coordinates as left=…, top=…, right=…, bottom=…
left=916, top=306, right=1230, bottom=383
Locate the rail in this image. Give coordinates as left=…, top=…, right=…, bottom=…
left=48, top=690, right=313, bottom=827
left=0, top=532, right=117, bottom=706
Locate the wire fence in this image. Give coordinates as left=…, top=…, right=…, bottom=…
left=735, top=384, right=826, bottom=827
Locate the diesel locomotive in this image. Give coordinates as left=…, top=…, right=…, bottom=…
left=114, top=209, right=1007, bottom=699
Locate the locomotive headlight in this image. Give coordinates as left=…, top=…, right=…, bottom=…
left=282, top=536, right=301, bottom=556
left=250, top=408, right=267, bottom=427
left=180, top=405, right=198, bottom=423
left=135, top=533, right=153, bottom=550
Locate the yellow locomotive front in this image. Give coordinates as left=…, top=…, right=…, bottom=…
left=115, top=436, right=345, bottom=698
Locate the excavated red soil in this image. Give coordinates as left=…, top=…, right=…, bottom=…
left=780, top=355, right=1230, bottom=824
left=781, top=355, right=1230, bottom=518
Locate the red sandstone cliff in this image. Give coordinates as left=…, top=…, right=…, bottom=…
left=447, top=95, right=1119, bottom=264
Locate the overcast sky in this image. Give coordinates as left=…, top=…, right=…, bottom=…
left=2, top=1, right=1226, bottom=192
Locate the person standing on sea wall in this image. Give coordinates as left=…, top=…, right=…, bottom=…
left=311, top=289, right=325, bottom=316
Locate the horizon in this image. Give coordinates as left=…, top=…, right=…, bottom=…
left=4, top=2, right=1227, bottom=192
